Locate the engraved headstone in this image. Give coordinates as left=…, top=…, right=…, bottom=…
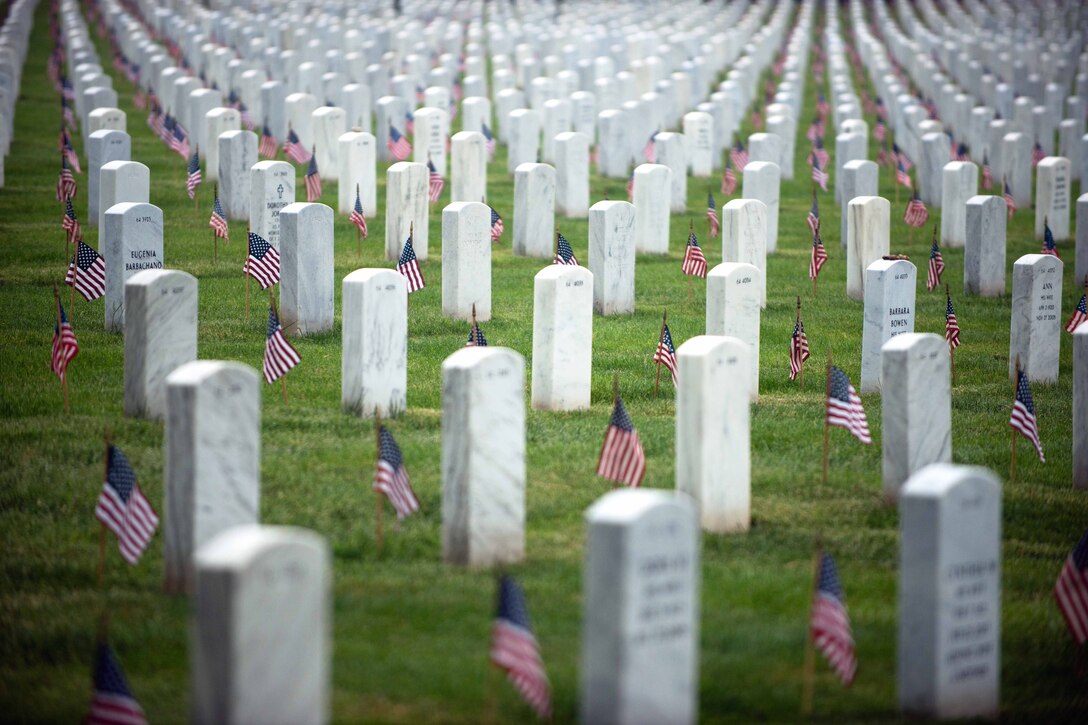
left=311, top=106, right=346, bottom=182
left=555, top=131, right=590, bottom=218
left=513, top=163, right=556, bottom=258
left=385, top=161, right=429, bottom=261
left=706, top=263, right=761, bottom=400
left=104, top=202, right=163, bottom=331
left=1035, top=156, right=1071, bottom=241
left=218, top=130, right=257, bottom=221
left=98, top=160, right=149, bottom=232
left=589, top=200, right=636, bottom=315
left=442, top=202, right=491, bottom=321
left=450, top=131, right=486, bottom=204
left=861, top=258, right=917, bottom=392
left=204, top=107, right=241, bottom=184
left=249, top=160, right=295, bottom=249
left=341, top=269, right=407, bottom=417
left=337, top=131, right=376, bottom=217
left=279, top=203, right=334, bottom=336
left=633, top=164, right=672, bottom=254
left=839, top=160, right=879, bottom=250
left=506, top=108, right=541, bottom=174
left=941, top=162, right=978, bottom=248
left=86, top=129, right=131, bottom=227
left=742, top=161, right=780, bottom=254
left=531, top=264, right=593, bottom=411
left=1009, top=254, right=1063, bottom=383
left=964, top=196, right=1007, bottom=297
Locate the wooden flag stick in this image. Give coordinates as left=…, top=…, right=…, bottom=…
left=797, top=296, right=805, bottom=392
left=946, top=284, right=956, bottom=385
left=193, top=145, right=200, bottom=211
left=1011, top=354, right=1019, bottom=483
left=54, top=284, right=70, bottom=415
left=821, top=350, right=833, bottom=485
left=270, top=291, right=288, bottom=405
left=356, top=184, right=362, bottom=257
left=98, top=428, right=112, bottom=588
left=812, top=222, right=819, bottom=298
left=244, top=224, right=250, bottom=321
left=654, top=307, right=667, bottom=399
left=800, top=540, right=822, bottom=716
left=374, top=412, right=384, bottom=553
left=612, top=372, right=620, bottom=490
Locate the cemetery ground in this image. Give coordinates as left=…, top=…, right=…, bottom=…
left=2, top=8, right=1087, bottom=723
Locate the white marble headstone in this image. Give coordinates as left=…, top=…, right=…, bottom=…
left=1075, top=326, right=1088, bottom=490
left=87, top=130, right=131, bottom=227
left=589, top=200, right=636, bottom=315
left=98, top=160, right=149, bottom=232
left=506, top=108, right=541, bottom=174
left=1035, top=156, right=1071, bottom=241
left=742, top=161, right=780, bottom=254
left=964, top=196, right=1007, bottom=297
left=249, top=160, right=295, bottom=249
left=104, top=202, right=163, bottom=332
left=513, top=163, right=556, bottom=258
left=721, top=199, right=768, bottom=308
left=218, top=130, right=257, bottom=221
left=1009, top=254, right=1063, bottom=383
left=839, top=160, right=879, bottom=250
left=555, top=131, right=589, bottom=218
left=706, top=263, right=761, bottom=400
left=450, top=131, right=486, bottom=204
left=531, top=264, right=593, bottom=411
left=204, top=107, right=241, bottom=184
left=341, top=269, right=407, bottom=417
left=279, top=203, right=334, bottom=336
left=442, top=201, right=491, bottom=321
left=846, top=196, right=891, bottom=301
left=385, top=161, right=429, bottom=261
left=940, top=162, right=978, bottom=248
left=654, top=131, right=688, bottom=213
left=633, top=164, right=671, bottom=255
left=861, top=258, right=917, bottom=393
left=337, top=131, right=376, bottom=217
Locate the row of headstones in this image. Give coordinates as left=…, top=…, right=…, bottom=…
left=0, top=0, right=38, bottom=186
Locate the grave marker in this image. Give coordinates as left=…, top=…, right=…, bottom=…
left=250, top=160, right=295, bottom=249
left=103, top=202, right=163, bottom=332
left=1009, top=254, right=1062, bottom=384
left=531, top=265, right=593, bottom=411
left=342, top=269, right=407, bottom=417
left=706, top=263, right=761, bottom=400
left=846, top=196, right=891, bottom=301
left=442, top=202, right=491, bottom=321
left=589, top=200, right=636, bottom=315
left=861, top=258, right=917, bottom=393
left=279, top=203, right=334, bottom=336
left=513, top=163, right=556, bottom=258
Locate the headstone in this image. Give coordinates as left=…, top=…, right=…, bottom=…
left=846, top=196, right=891, bottom=301
left=964, top=196, right=1007, bottom=297
left=311, top=106, right=345, bottom=182
left=205, top=107, right=241, bottom=184
left=164, top=361, right=260, bottom=595
left=189, top=89, right=222, bottom=154
left=1075, top=326, right=1088, bottom=489
left=531, top=264, right=593, bottom=411
left=375, top=95, right=406, bottom=162
left=632, top=164, right=671, bottom=254
left=706, top=263, right=761, bottom=400
left=919, top=133, right=949, bottom=206
left=513, top=163, right=556, bottom=258
left=413, top=106, right=449, bottom=177
left=721, top=199, right=768, bottom=308
left=748, top=132, right=784, bottom=171
left=899, top=464, right=1001, bottom=720
left=441, top=347, right=526, bottom=567
left=442, top=202, right=491, bottom=321
left=683, top=112, right=714, bottom=177
left=341, top=83, right=371, bottom=133
left=882, top=334, right=952, bottom=500
left=86, top=129, right=130, bottom=227
left=104, top=202, right=163, bottom=332
left=341, top=269, right=407, bottom=417
left=742, top=161, right=780, bottom=254
left=1035, top=156, right=1071, bottom=241
left=555, top=131, right=590, bottom=218
left=1078, top=193, right=1088, bottom=284
left=581, top=489, right=699, bottom=725
left=98, top=160, right=149, bottom=232
left=597, top=109, right=629, bottom=178
left=284, top=92, right=318, bottom=150
left=589, top=200, right=636, bottom=315
left=88, top=107, right=126, bottom=135
left=940, top=162, right=978, bottom=248
left=192, top=525, right=330, bottom=725
left=835, top=132, right=866, bottom=203
left=263, top=82, right=288, bottom=141
left=541, top=98, right=572, bottom=164
left=218, top=130, right=257, bottom=222
left=506, top=108, right=541, bottom=174
left=654, top=131, right=687, bottom=213
left=765, top=115, right=795, bottom=179
left=839, top=160, right=879, bottom=250
left=337, top=131, right=376, bottom=217
left=1002, top=132, right=1032, bottom=209
left=450, top=131, right=486, bottom=203
left=385, top=161, right=429, bottom=261
left=1009, top=254, right=1063, bottom=383
left=123, top=269, right=197, bottom=420
left=279, top=203, right=334, bottom=336
left=860, top=258, right=917, bottom=393
left=250, top=161, right=295, bottom=249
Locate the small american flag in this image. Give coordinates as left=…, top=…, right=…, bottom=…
left=404, top=110, right=415, bottom=135
left=1054, top=529, right=1088, bottom=646
left=721, top=158, right=737, bottom=196
left=243, top=231, right=281, bottom=289
left=730, top=140, right=748, bottom=172
left=653, top=322, right=678, bottom=387
left=875, top=96, right=886, bottom=119
left=810, top=553, right=857, bottom=685
left=427, top=159, right=444, bottom=202
left=893, top=143, right=912, bottom=172
left=397, top=233, right=425, bottom=293
left=626, top=169, right=634, bottom=201
left=877, top=142, right=889, bottom=167
left=146, top=104, right=163, bottom=139
left=789, top=317, right=809, bottom=381
left=490, top=207, right=505, bottom=243
left=953, top=142, right=969, bottom=162
left=1066, top=292, right=1087, bottom=333
left=482, top=123, right=496, bottom=158
left=926, top=233, right=944, bottom=292
left=374, top=426, right=420, bottom=518
left=1032, top=141, right=1045, bottom=167
left=807, top=193, right=820, bottom=236
left=945, top=292, right=960, bottom=351
left=305, top=152, right=322, bottom=202
left=816, top=93, right=829, bottom=116
left=1010, top=367, right=1044, bottom=462
left=52, top=300, right=79, bottom=381
left=466, top=319, right=488, bottom=347
left=209, top=190, right=229, bottom=240
left=811, top=159, right=829, bottom=192
left=491, top=576, right=552, bottom=720
left=350, top=188, right=369, bottom=238
left=86, top=642, right=147, bottom=725
left=263, top=304, right=300, bottom=384
left=171, top=124, right=190, bottom=158
left=259, top=124, right=278, bottom=159
left=62, top=130, right=81, bottom=173
left=895, top=160, right=912, bottom=188
left=1003, top=179, right=1016, bottom=221
left=95, top=445, right=159, bottom=565
left=827, top=366, right=871, bottom=444
left=643, top=131, right=658, bottom=163
left=810, top=137, right=830, bottom=169
left=388, top=125, right=412, bottom=161
left=707, top=192, right=720, bottom=238
left=904, top=190, right=929, bottom=228
left=873, top=118, right=886, bottom=141
left=596, top=395, right=646, bottom=487
left=56, top=155, right=77, bottom=201
left=62, top=197, right=81, bottom=243
left=751, top=109, right=763, bottom=130
left=239, top=102, right=254, bottom=130
left=66, top=240, right=107, bottom=301
left=133, top=87, right=146, bottom=110
left=981, top=155, right=993, bottom=190
left=1041, top=220, right=1060, bottom=258
left=810, top=228, right=828, bottom=281
left=62, top=98, right=77, bottom=128
left=186, top=148, right=202, bottom=200
left=284, top=128, right=311, bottom=164
left=554, top=232, right=578, bottom=265
left=682, top=230, right=707, bottom=278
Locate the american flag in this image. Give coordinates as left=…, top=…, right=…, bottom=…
left=826, top=366, right=871, bottom=444
left=810, top=553, right=857, bottom=685
left=1066, top=292, right=1087, bottom=333
left=1041, top=220, right=1060, bottom=258
left=873, top=118, right=886, bottom=141
left=388, top=125, right=412, bottom=161
left=259, top=124, right=278, bottom=159
left=554, top=232, right=578, bottom=265
left=643, top=131, right=658, bottom=163
left=133, top=87, right=147, bottom=111
left=653, top=322, right=678, bottom=387
left=789, top=317, right=809, bottom=381
left=810, top=228, right=828, bottom=281
left=721, top=157, right=737, bottom=196
left=209, top=189, right=229, bottom=240
left=953, top=142, right=969, bottom=162
left=1010, top=367, right=1044, bottom=462
left=490, top=207, right=505, bottom=243
left=596, top=395, right=646, bottom=487
left=146, top=103, right=163, bottom=139
left=427, top=159, right=444, bottom=202
left=682, top=230, right=707, bottom=278
left=63, top=98, right=77, bottom=129
left=875, top=96, right=886, bottom=120
left=751, top=109, right=762, bottom=130
left=284, top=128, right=311, bottom=164
left=491, top=576, right=552, bottom=720
left=1032, top=141, right=1045, bottom=167
left=466, top=319, right=489, bottom=347
left=56, top=155, right=77, bottom=201
left=263, top=304, right=300, bottom=384
left=893, top=143, right=912, bottom=172
left=374, top=425, right=420, bottom=518
left=186, top=148, right=202, bottom=199
left=305, top=152, right=322, bottom=202
left=95, top=445, right=159, bottom=565
left=66, top=240, right=107, bottom=301
left=61, top=130, right=81, bottom=173
left=895, top=160, right=912, bottom=188
left=809, top=137, right=830, bottom=169
left=707, top=192, right=720, bottom=238
left=397, top=233, right=425, bottom=293
left=51, top=300, right=79, bottom=381
left=877, top=141, right=890, bottom=167
left=482, top=123, right=496, bottom=159
left=350, top=188, right=368, bottom=238
left=85, top=643, right=147, bottom=725
left=1054, top=529, right=1088, bottom=646
left=243, top=231, right=281, bottom=289
left=170, top=124, right=190, bottom=158
left=811, top=159, right=829, bottom=192
left=981, top=155, right=993, bottom=190
left=904, top=190, right=929, bottom=228
left=945, top=292, right=961, bottom=351
left=816, top=93, right=829, bottom=116
left=62, top=197, right=81, bottom=243
left=730, top=140, right=748, bottom=172
left=926, top=233, right=944, bottom=291
left=626, top=168, right=634, bottom=201
left=807, top=193, right=820, bottom=236
left=404, top=110, right=414, bottom=135
left=239, top=102, right=254, bottom=130
left=806, top=118, right=823, bottom=142
left=1003, top=179, right=1016, bottom=221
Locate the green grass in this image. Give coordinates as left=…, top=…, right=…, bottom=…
left=2, top=3, right=1087, bottom=722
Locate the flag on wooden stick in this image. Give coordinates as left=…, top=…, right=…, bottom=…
left=186, top=147, right=202, bottom=200
left=243, top=231, right=281, bottom=289
left=66, top=240, right=107, bottom=301
left=397, top=231, right=425, bottom=293
left=95, top=445, right=159, bottom=565
left=810, top=552, right=857, bottom=685
left=1010, top=366, right=1044, bottom=462
left=209, top=188, right=229, bottom=240
left=945, top=291, right=961, bottom=351
left=305, top=151, right=322, bottom=202
left=926, top=229, right=944, bottom=291
left=553, top=231, right=578, bottom=265
left=52, top=299, right=79, bottom=381
left=706, top=192, right=720, bottom=238
left=1041, top=218, right=1060, bottom=258
left=57, top=153, right=77, bottom=201
left=374, top=425, right=420, bottom=519
left=85, top=642, right=148, bottom=725
left=1066, top=287, right=1087, bottom=333
left=491, top=576, right=552, bottom=720
left=681, top=228, right=707, bottom=278
left=653, top=322, right=678, bottom=387
left=596, top=393, right=646, bottom=488
left=349, top=186, right=368, bottom=238
left=826, top=366, right=871, bottom=444
left=1054, top=529, right=1088, bottom=646
left=263, top=303, right=300, bottom=384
